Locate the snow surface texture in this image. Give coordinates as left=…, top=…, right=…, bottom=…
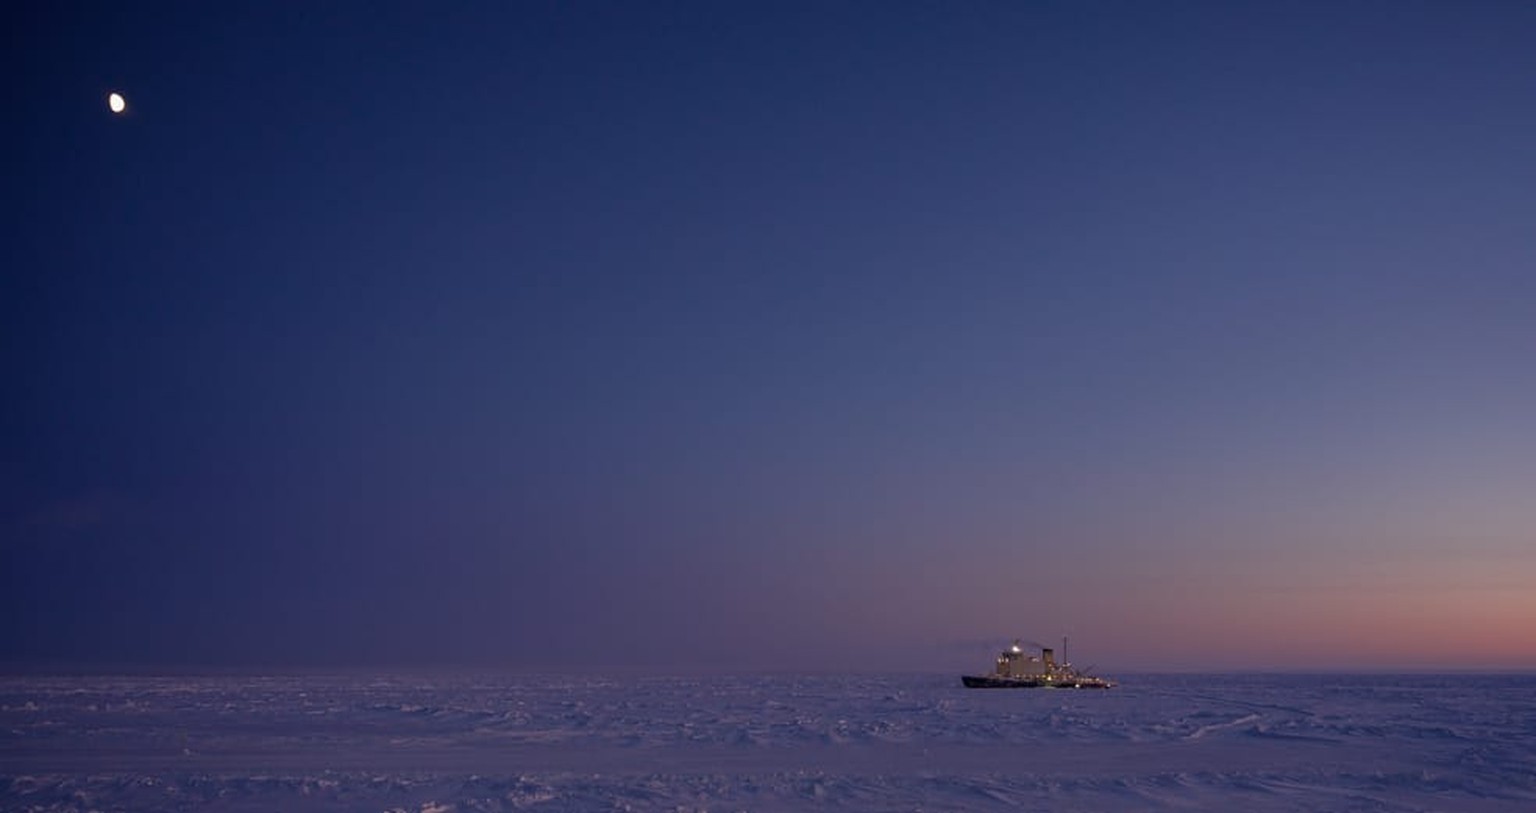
left=2, top=673, right=1534, bottom=811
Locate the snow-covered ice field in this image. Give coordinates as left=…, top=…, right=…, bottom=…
left=3, top=672, right=1533, bottom=811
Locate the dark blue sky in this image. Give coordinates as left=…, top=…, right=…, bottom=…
left=6, top=1, right=1535, bottom=671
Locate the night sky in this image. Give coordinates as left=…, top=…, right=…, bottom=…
left=5, top=1, right=1534, bottom=672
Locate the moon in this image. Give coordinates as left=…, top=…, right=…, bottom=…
left=108, top=92, right=126, bottom=114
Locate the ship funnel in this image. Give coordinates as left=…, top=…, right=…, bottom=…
left=1042, top=647, right=1056, bottom=669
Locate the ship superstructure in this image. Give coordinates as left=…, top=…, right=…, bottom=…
left=961, top=639, right=1115, bottom=689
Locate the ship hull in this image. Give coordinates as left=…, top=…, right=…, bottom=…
left=961, top=675, right=1114, bottom=689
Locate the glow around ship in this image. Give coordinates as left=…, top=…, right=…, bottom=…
left=961, top=638, right=1116, bottom=689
